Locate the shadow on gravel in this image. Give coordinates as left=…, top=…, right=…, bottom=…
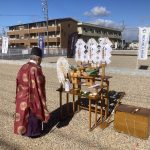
left=0, top=139, right=20, bottom=150
left=79, top=90, right=125, bottom=115
left=41, top=91, right=125, bottom=137
left=108, top=91, right=125, bottom=115
left=42, top=102, right=74, bottom=136
left=49, top=61, right=56, bottom=63
left=139, top=65, right=149, bottom=70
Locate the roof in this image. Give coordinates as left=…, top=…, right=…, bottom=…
left=8, top=17, right=78, bottom=28
left=78, top=22, right=122, bottom=32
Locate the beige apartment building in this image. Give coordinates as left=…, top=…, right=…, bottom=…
left=6, top=17, right=122, bottom=51
left=7, top=18, right=78, bottom=49
left=78, top=22, right=122, bottom=45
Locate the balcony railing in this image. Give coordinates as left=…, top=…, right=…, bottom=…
left=8, top=26, right=61, bottom=35
left=9, top=36, right=60, bottom=43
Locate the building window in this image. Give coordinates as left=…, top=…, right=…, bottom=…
left=83, top=27, right=87, bottom=32
left=90, top=28, right=94, bottom=33
left=68, top=24, right=70, bottom=28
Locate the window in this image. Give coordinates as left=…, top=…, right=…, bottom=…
left=83, top=27, right=87, bottom=32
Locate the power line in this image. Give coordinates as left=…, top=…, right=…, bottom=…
left=0, top=14, right=38, bottom=17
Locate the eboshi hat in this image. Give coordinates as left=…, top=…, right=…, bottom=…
left=30, top=47, right=43, bottom=58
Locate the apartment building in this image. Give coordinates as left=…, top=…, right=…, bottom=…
left=78, top=22, right=122, bottom=46
left=7, top=17, right=122, bottom=51
left=7, top=18, right=78, bottom=49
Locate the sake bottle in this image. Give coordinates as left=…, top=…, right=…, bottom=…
left=65, top=73, right=71, bottom=92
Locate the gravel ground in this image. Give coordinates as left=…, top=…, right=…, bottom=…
left=0, top=56, right=150, bottom=150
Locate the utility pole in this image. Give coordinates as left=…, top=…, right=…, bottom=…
left=121, top=21, right=125, bottom=50
left=41, top=0, right=49, bottom=52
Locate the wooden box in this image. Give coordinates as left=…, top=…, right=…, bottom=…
left=114, top=104, right=150, bottom=140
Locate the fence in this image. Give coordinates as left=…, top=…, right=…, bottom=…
left=0, top=48, right=67, bottom=60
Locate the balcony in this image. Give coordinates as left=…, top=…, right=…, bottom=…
left=7, top=26, right=61, bottom=35
left=7, top=29, right=29, bottom=35
left=9, top=36, right=60, bottom=43
left=45, top=37, right=60, bottom=42
left=29, top=26, right=61, bottom=33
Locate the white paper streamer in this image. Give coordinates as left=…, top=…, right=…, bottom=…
left=75, top=37, right=112, bottom=65
left=75, top=39, right=86, bottom=62
left=56, top=57, right=70, bottom=85
left=87, top=38, right=98, bottom=63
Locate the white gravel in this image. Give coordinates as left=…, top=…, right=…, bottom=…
left=0, top=56, right=150, bottom=150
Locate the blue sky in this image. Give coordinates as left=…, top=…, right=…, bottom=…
left=0, top=0, right=150, bottom=40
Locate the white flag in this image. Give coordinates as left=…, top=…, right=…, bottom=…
left=138, top=27, right=150, bottom=60
left=2, top=36, right=9, bottom=54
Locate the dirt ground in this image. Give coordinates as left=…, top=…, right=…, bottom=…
left=0, top=56, right=150, bottom=150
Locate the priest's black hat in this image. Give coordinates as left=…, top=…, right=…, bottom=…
left=30, top=47, right=43, bottom=58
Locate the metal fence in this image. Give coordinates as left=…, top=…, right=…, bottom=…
left=0, top=48, right=67, bottom=60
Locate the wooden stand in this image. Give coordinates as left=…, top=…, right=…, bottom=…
left=57, top=70, right=112, bottom=130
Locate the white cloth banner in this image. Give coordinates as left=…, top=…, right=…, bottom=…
left=2, top=36, right=9, bottom=54
left=138, top=27, right=150, bottom=60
